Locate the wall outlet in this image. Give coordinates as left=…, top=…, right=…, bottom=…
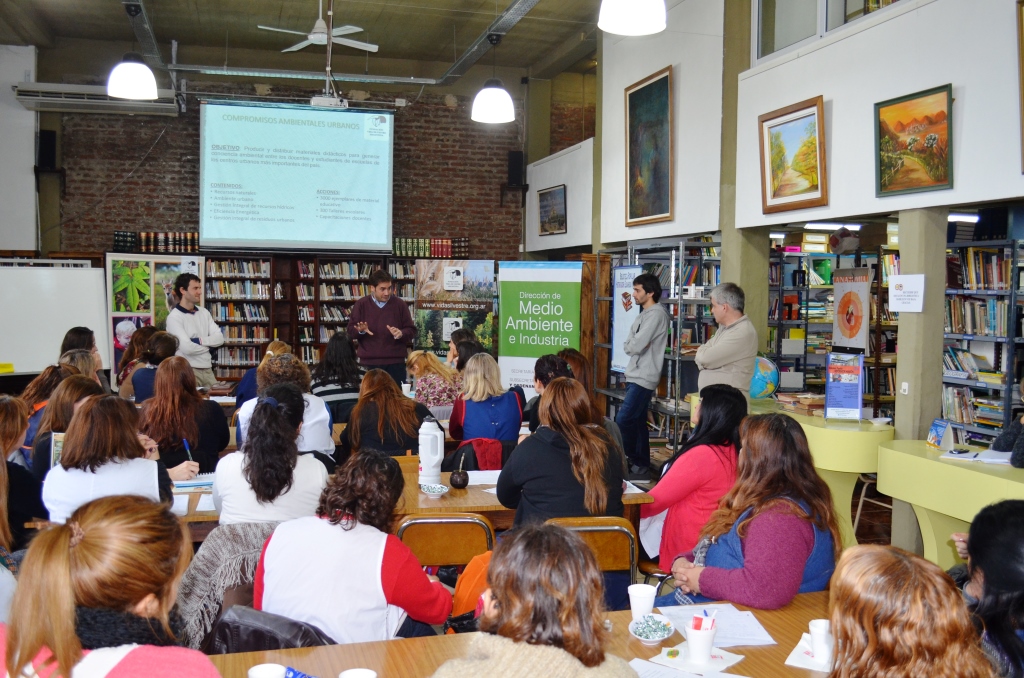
left=900, top=382, right=909, bottom=395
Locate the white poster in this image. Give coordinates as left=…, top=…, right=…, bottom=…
left=612, top=266, right=643, bottom=373
left=889, top=274, right=924, bottom=313
left=832, top=268, right=871, bottom=354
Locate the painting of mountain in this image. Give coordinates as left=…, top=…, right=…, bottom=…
left=875, top=85, right=953, bottom=196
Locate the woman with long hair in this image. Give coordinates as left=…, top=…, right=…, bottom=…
left=557, top=347, right=604, bottom=423
left=139, top=357, right=229, bottom=474
left=30, top=376, right=105, bottom=483
left=524, top=354, right=572, bottom=433
left=449, top=353, right=524, bottom=442
left=17, top=364, right=78, bottom=462
left=58, top=350, right=100, bottom=388
left=406, top=350, right=461, bottom=409
left=213, top=383, right=327, bottom=525
left=130, top=331, right=179, bottom=404
left=827, top=544, right=993, bottom=678
left=254, top=450, right=452, bottom=643
left=641, top=384, right=747, bottom=569
left=498, top=378, right=623, bottom=526
left=311, top=334, right=362, bottom=424
left=0, top=396, right=47, bottom=554
left=445, top=327, right=477, bottom=368
left=116, top=324, right=158, bottom=399
left=235, top=340, right=292, bottom=408
left=454, top=340, right=484, bottom=372
left=59, top=326, right=110, bottom=393
left=42, top=395, right=173, bottom=524
left=658, top=413, right=841, bottom=610
left=338, top=369, right=433, bottom=460
left=2, top=495, right=219, bottom=677
left=431, top=523, right=633, bottom=677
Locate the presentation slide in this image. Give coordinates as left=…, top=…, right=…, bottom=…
left=199, top=101, right=393, bottom=251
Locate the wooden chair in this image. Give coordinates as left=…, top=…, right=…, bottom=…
left=395, top=513, right=495, bottom=567
left=332, top=423, right=345, bottom=445
left=546, top=516, right=638, bottom=583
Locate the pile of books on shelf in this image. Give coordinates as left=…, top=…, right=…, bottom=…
left=870, top=301, right=899, bottom=324
left=208, top=302, right=268, bottom=322
left=942, top=387, right=1003, bottom=432
left=297, top=284, right=315, bottom=301
left=213, top=347, right=260, bottom=367
left=320, top=305, right=352, bottom=322
left=806, top=290, right=832, bottom=323
left=207, top=259, right=271, bottom=278
left=946, top=247, right=1012, bottom=290
left=688, top=236, right=719, bottom=256
left=298, top=305, right=314, bottom=322
left=776, top=392, right=825, bottom=417
left=388, top=261, right=416, bottom=278
left=319, top=283, right=371, bottom=300
left=205, top=280, right=270, bottom=300
left=221, top=325, right=268, bottom=345
left=299, top=346, right=320, bottom=364
left=137, top=232, right=199, bottom=254
left=320, top=262, right=377, bottom=279
left=392, top=237, right=470, bottom=258
left=806, top=331, right=832, bottom=354
left=879, top=252, right=900, bottom=287
left=298, top=327, right=316, bottom=344
left=297, top=261, right=315, bottom=279
left=944, top=297, right=1009, bottom=336
left=943, top=346, right=1004, bottom=384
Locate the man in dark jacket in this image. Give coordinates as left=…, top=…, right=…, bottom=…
left=346, top=269, right=415, bottom=385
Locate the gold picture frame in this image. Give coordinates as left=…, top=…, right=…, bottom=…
left=624, top=66, right=674, bottom=226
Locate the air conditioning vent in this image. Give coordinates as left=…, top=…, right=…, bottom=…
left=14, top=83, right=178, bottom=116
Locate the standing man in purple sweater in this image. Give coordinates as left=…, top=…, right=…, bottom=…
left=346, top=269, right=415, bottom=385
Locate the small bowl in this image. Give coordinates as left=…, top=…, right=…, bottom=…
left=420, top=484, right=449, bottom=499
left=869, top=417, right=892, bottom=428
left=628, top=613, right=675, bottom=646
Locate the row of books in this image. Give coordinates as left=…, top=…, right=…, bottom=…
left=642, top=263, right=673, bottom=292
left=206, top=259, right=272, bottom=279
left=806, top=291, right=832, bottom=323
left=864, top=366, right=897, bottom=396
left=942, top=346, right=1003, bottom=383
left=686, top=236, right=720, bottom=257
left=298, top=346, right=320, bottom=365
left=806, top=331, right=831, bottom=354
left=133, top=231, right=200, bottom=254
left=208, top=303, right=268, bottom=322
left=319, top=283, right=372, bottom=300
left=392, top=237, right=470, bottom=259
left=944, top=297, right=1010, bottom=336
left=878, top=253, right=900, bottom=287
left=212, top=347, right=261, bottom=367
left=388, top=262, right=416, bottom=278
left=298, top=327, right=316, bottom=344
left=869, top=301, right=899, bottom=324
left=319, top=262, right=378, bottom=280
left=678, top=264, right=720, bottom=287
left=942, top=386, right=1004, bottom=429
left=321, top=305, right=353, bottom=322
left=298, top=305, right=315, bottom=322
left=297, top=285, right=316, bottom=301
left=205, top=280, right=271, bottom=300
left=769, top=294, right=802, bottom=321
left=221, top=325, right=270, bottom=344
left=946, top=247, right=1013, bottom=290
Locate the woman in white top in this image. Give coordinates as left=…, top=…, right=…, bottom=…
left=214, top=383, right=327, bottom=525
left=42, top=395, right=171, bottom=524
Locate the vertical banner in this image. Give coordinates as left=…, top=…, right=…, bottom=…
left=825, top=353, right=864, bottom=420
left=832, top=268, right=871, bottom=354
left=413, top=260, right=496, bottom=357
left=498, top=261, right=583, bottom=401
left=612, top=265, right=643, bottom=373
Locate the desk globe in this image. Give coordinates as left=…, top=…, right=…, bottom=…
left=750, top=356, right=780, bottom=399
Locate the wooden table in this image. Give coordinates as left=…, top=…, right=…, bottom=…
left=209, top=591, right=829, bottom=677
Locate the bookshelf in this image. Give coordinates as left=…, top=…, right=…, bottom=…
left=768, top=251, right=809, bottom=392
left=867, top=247, right=900, bottom=418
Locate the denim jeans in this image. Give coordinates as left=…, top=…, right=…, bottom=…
left=615, top=382, right=654, bottom=468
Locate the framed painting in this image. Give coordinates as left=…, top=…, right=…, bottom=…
left=625, top=66, right=673, bottom=226
left=757, top=95, right=828, bottom=214
left=1018, top=0, right=1024, bottom=172
left=538, top=184, right=567, bottom=236
left=874, top=84, right=953, bottom=196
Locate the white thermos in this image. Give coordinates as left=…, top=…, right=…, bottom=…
left=418, top=417, right=444, bottom=486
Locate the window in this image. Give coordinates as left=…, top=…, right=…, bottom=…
left=827, top=0, right=902, bottom=31
left=756, top=0, right=903, bottom=61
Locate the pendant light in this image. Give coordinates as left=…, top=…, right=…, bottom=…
left=471, top=34, right=514, bottom=124
left=107, top=52, right=158, bottom=100
left=598, top=0, right=667, bottom=36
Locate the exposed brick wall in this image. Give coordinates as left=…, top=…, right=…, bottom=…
left=550, top=102, right=595, bottom=154
left=60, top=82, right=524, bottom=261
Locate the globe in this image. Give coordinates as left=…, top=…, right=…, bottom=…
left=750, top=356, right=781, bottom=399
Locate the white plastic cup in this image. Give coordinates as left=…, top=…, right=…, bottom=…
left=402, top=382, right=412, bottom=395
left=628, top=583, right=657, bottom=621
left=248, top=665, right=286, bottom=678
left=338, top=671, right=378, bottom=678
left=809, top=618, right=832, bottom=664
left=686, top=625, right=717, bottom=664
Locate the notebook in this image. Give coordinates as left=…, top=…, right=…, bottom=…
left=172, top=472, right=215, bottom=490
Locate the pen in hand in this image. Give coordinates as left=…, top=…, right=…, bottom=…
left=182, top=438, right=193, bottom=462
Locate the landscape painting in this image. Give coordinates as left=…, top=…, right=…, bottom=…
left=875, top=84, right=953, bottom=196
left=538, top=185, right=567, bottom=236
left=625, top=66, right=673, bottom=226
left=758, top=96, right=828, bottom=214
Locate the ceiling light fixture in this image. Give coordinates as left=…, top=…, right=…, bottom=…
left=107, top=52, right=158, bottom=100
left=805, top=223, right=861, bottom=231
left=471, top=34, right=514, bottom=124
left=948, top=213, right=980, bottom=223
left=598, top=0, right=666, bottom=36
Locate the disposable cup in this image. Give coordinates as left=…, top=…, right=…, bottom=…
left=809, top=618, right=832, bottom=664
left=686, top=625, right=717, bottom=664
left=402, top=383, right=412, bottom=395
left=338, top=671, right=378, bottom=678
left=248, top=665, right=286, bottom=678
left=628, top=583, right=657, bottom=621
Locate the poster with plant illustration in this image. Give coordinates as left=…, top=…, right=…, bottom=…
left=413, top=260, right=496, bottom=358
left=758, top=95, right=828, bottom=214
left=875, top=84, right=953, bottom=196
left=111, top=260, right=152, bottom=313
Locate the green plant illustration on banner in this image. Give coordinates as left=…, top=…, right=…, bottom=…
left=112, top=260, right=152, bottom=313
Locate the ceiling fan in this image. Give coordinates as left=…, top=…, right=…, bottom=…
left=257, top=0, right=378, bottom=53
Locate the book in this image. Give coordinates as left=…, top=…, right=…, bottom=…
left=172, top=472, right=215, bottom=490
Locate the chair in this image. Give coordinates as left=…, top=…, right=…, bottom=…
left=429, top=405, right=453, bottom=421
left=638, top=559, right=673, bottom=595
left=395, top=513, right=495, bottom=567
left=331, top=422, right=345, bottom=445
left=545, top=516, right=638, bottom=583
left=853, top=473, right=892, bottom=535
left=202, top=606, right=335, bottom=654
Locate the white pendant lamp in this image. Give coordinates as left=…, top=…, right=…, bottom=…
left=472, top=78, right=515, bottom=123
left=107, top=52, right=158, bottom=100
left=598, top=0, right=667, bottom=36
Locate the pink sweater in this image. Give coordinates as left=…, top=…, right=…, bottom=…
left=641, top=444, right=737, bottom=570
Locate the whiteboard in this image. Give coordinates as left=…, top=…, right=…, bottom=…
left=0, top=268, right=110, bottom=374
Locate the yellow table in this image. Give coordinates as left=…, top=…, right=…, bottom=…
left=877, top=439, right=1024, bottom=569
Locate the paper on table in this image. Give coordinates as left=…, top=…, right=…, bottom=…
left=978, top=449, right=1012, bottom=464
left=649, top=641, right=744, bottom=674
left=624, top=481, right=645, bottom=494
left=467, top=470, right=502, bottom=485
left=170, top=494, right=190, bottom=517
left=657, top=604, right=776, bottom=647
left=785, top=632, right=831, bottom=671
left=210, top=396, right=235, bottom=404
left=195, top=494, right=217, bottom=512
left=627, top=658, right=745, bottom=678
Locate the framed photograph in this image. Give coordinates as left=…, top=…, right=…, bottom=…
left=538, top=184, right=568, bottom=236
left=625, top=66, right=673, bottom=226
left=874, top=84, right=953, bottom=196
left=757, top=95, right=828, bottom=214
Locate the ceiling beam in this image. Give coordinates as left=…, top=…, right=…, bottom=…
left=0, top=0, right=54, bottom=48
left=122, top=0, right=164, bottom=66
left=529, top=29, right=596, bottom=80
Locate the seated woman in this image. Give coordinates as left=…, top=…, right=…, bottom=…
left=310, top=333, right=362, bottom=424
left=338, top=369, right=433, bottom=460
left=656, top=413, right=841, bottom=610
left=407, top=350, right=461, bottom=409
left=450, top=353, right=524, bottom=442
left=60, top=326, right=110, bottom=392
left=236, top=354, right=335, bottom=466
left=116, top=324, right=157, bottom=399
left=2, top=495, right=219, bottom=677
left=59, top=350, right=101, bottom=388
left=641, top=384, right=747, bottom=569
left=236, top=340, right=291, bottom=409
left=524, top=354, right=572, bottom=433
left=42, top=395, right=173, bottom=524
left=828, top=544, right=993, bottom=678
left=16, top=364, right=78, bottom=465
left=454, top=340, right=484, bottom=373
left=497, top=378, right=624, bottom=527
left=431, top=523, right=635, bottom=678
left=445, top=328, right=476, bottom=369
left=0, top=396, right=47, bottom=555
left=130, top=332, right=179, bottom=404
left=214, top=383, right=328, bottom=525
left=139, top=357, right=230, bottom=474
left=30, top=376, right=105, bottom=482
left=254, top=450, right=452, bottom=643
